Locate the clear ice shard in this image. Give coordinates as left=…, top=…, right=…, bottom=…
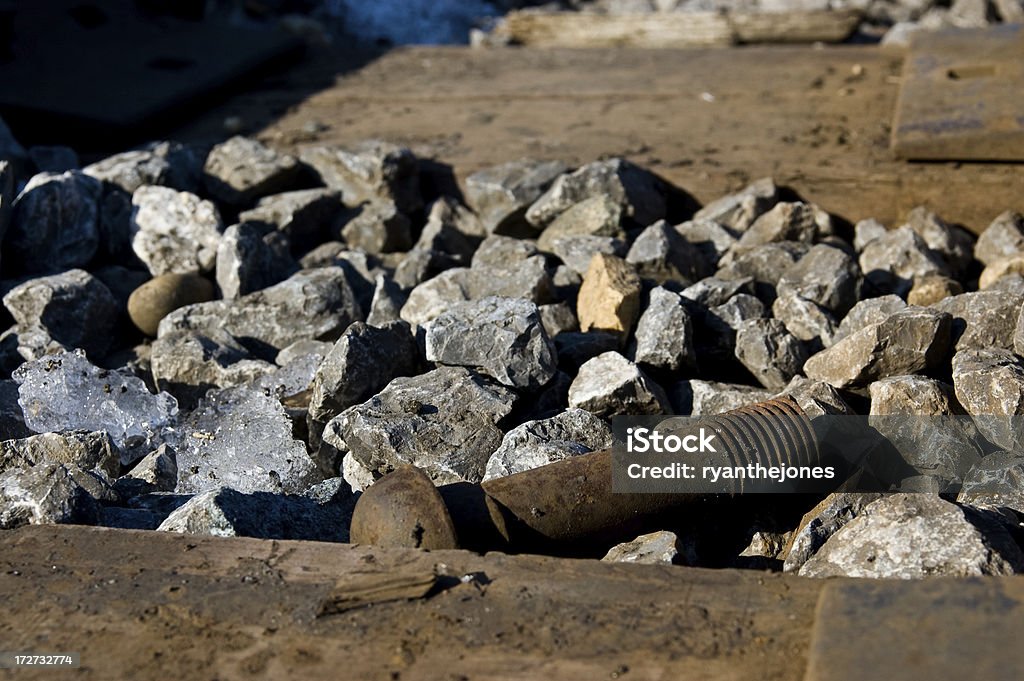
left=174, top=386, right=318, bottom=495
left=13, top=350, right=178, bottom=462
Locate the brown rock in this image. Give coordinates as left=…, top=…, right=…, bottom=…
left=907, top=275, right=963, bottom=306
left=127, top=273, right=216, bottom=337
left=979, top=256, right=1024, bottom=290
left=975, top=211, right=1024, bottom=266
left=933, top=290, right=1024, bottom=352
left=803, top=306, right=951, bottom=389
left=577, top=253, right=641, bottom=337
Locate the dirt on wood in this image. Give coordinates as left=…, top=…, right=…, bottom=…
left=0, top=526, right=822, bottom=680
left=171, top=43, right=1023, bottom=234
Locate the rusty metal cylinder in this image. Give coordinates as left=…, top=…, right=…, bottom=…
left=349, top=396, right=821, bottom=553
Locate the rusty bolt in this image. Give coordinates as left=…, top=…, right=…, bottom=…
left=350, top=396, right=821, bottom=553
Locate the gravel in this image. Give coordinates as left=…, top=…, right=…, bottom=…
left=4, top=129, right=1024, bottom=573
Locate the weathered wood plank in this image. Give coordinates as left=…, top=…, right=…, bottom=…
left=492, top=9, right=862, bottom=48
left=730, top=9, right=862, bottom=43
left=892, top=25, right=1024, bottom=161
left=227, top=45, right=1024, bottom=233
left=0, top=525, right=822, bottom=681
left=497, top=10, right=734, bottom=48
left=804, top=578, right=1024, bottom=681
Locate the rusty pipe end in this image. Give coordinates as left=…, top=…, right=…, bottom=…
left=350, top=465, right=460, bottom=550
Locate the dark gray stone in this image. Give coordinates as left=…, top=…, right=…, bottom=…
left=483, top=407, right=612, bottom=481
left=526, top=158, right=667, bottom=229
left=975, top=211, right=1024, bottom=266
left=602, top=531, right=680, bottom=565
left=933, top=290, right=1024, bottom=351
left=82, top=141, right=202, bottom=194
left=869, top=376, right=982, bottom=488
left=400, top=256, right=552, bottom=326
left=671, top=379, right=772, bottom=416
left=859, top=226, right=949, bottom=296
left=215, top=222, right=298, bottom=299
left=0, top=430, right=121, bottom=478
left=692, top=177, right=777, bottom=232
left=548, top=235, right=627, bottom=276
left=798, top=494, right=1024, bottom=578
left=777, top=244, right=861, bottom=315
left=772, top=292, right=837, bottom=347
left=340, top=200, right=413, bottom=254
left=804, top=307, right=951, bottom=389
left=869, top=374, right=961, bottom=415
left=680, top=276, right=754, bottom=307
left=301, top=140, right=422, bottom=214
left=833, top=294, right=907, bottom=345
left=538, top=301, right=579, bottom=338
left=202, top=136, right=304, bottom=207
left=2, top=270, right=118, bottom=358
left=8, top=171, right=102, bottom=274
left=324, top=366, right=517, bottom=485
left=334, top=249, right=386, bottom=317
left=699, top=293, right=767, bottom=359
left=157, top=479, right=355, bottom=542
left=734, top=202, right=830, bottom=252
left=471, top=235, right=538, bottom=269
left=625, top=219, right=709, bottom=285
left=775, top=375, right=853, bottom=417
left=0, top=462, right=100, bottom=528
left=734, top=318, right=808, bottom=390
left=633, top=287, right=695, bottom=372
left=158, top=268, right=361, bottom=355
left=782, top=492, right=885, bottom=573
left=426, top=296, right=555, bottom=390
left=414, top=197, right=483, bottom=263
left=151, top=329, right=276, bottom=406
left=536, top=195, right=625, bottom=252
left=568, top=351, right=669, bottom=418
left=464, top=158, right=568, bottom=235
left=553, top=331, right=620, bottom=374
left=308, top=321, right=420, bottom=426
left=717, top=241, right=807, bottom=302
left=366, top=274, right=408, bottom=327
left=130, top=185, right=223, bottom=276
left=902, top=206, right=975, bottom=277
left=675, top=218, right=738, bottom=268
left=238, top=188, right=343, bottom=253
left=958, top=451, right=1024, bottom=512
left=392, top=248, right=457, bottom=290
left=276, top=340, right=333, bottom=367
left=117, top=444, right=178, bottom=496
left=952, top=349, right=1024, bottom=452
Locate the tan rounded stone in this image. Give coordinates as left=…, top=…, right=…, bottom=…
left=127, top=273, right=215, bottom=337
